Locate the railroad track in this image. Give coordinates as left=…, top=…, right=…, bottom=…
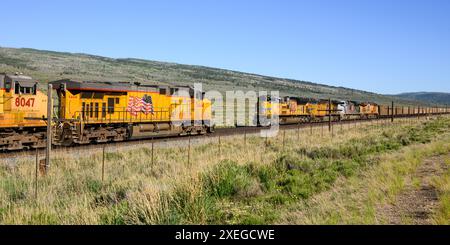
left=0, top=114, right=447, bottom=161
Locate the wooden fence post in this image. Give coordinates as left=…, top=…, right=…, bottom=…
left=265, top=131, right=269, bottom=151
left=244, top=129, right=247, bottom=147
left=187, top=136, right=191, bottom=166
left=151, top=139, right=154, bottom=166
left=46, top=84, right=53, bottom=170
left=35, top=148, right=38, bottom=200
left=418, top=107, right=420, bottom=121
left=102, top=145, right=106, bottom=182
left=331, top=121, right=334, bottom=137
left=391, top=101, right=394, bottom=123
left=218, top=135, right=221, bottom=156
left=328, top=98, right=332, bottom=133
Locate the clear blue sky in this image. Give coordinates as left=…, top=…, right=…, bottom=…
left=1, top=0, right=449, bottom=94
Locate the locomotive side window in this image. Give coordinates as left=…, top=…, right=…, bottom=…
left=5, top=81, right=11, bottom=92
left=95, top=103, right=99, bottom=118
left=81, top=92, right=93, bottom=98
left=107, top=98, right=115, bottom=114
left=102, top=103, right=106, bottom=118
left=82, top=102, right=86, bottom=119
left=90, top=102, right=94, bottom=118
left=15, top=82, right=20, bottom=94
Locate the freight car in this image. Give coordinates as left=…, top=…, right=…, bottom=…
left=50, top=80, right=213, bottom=146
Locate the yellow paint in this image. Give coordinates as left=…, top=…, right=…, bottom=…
left=280, top=100, right=308, bottom=116
left=59, top=89, right=212, bottom=124
left=0, top=88, right=47, bottom=128
left=0, top=89, right=3, bottom=114
left=360, top=104, right=379, bottom=115
left=306, top=102, right=327, bottom=117
left=260, top=101, right=280, bottom=118
left=261, top=99, right=309, bottom=118
left=261, top=99, right=339, bottom=119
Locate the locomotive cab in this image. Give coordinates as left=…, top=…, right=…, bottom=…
left=0, top=73, right=46, bottom=128
left=0, top=73, right=47, bottom=150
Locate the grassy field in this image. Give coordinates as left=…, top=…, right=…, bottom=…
left=0, top=46, right=429, bottom=106
left=432, top=155, right=450, bottom=224
left=1, top=116, right=449, bottom=224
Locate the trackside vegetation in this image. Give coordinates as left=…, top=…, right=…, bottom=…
left=0, top=117, right=449, bottom=224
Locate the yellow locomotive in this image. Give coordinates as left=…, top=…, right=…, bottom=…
left=50, top=80, right=213, bottom=146
left=307, top=99, right=341, bottom=121
left=359, top=102, right=379, bottom=118
left=257, top=96, right=341, bottom=125
left=0, top=73, right=47, bottom=150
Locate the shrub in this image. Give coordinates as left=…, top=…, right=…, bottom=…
left=99, top=201, right=130, bottom=225
left=203, top=160, right=255, bottom=199
left=2, top=178, right=29, bottom=202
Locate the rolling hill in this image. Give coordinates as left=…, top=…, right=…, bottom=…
left=0, top=46, right=436, bottom=106
left=395, top=92, right=450, bottom=106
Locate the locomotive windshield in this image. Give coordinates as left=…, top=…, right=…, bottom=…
left=13, top=80, right=36, bottom=95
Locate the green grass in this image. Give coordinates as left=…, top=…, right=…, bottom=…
left=432, top=156, right=450, bottom=224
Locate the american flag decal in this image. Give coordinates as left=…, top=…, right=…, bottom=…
left=126, top=95, right=154, bottom=116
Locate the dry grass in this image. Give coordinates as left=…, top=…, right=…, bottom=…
left=0, top=116, right=448, bottom=224
left=431, top=155, right=450, bottom=224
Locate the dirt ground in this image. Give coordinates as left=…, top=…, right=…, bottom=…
left=378, top=155, right=449, bottom=224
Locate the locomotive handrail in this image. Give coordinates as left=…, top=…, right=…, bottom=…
left=71, top=106, right=176, bottom=124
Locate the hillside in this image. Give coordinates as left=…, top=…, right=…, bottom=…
left=395, top=92, right=450, bottom=106
left=0, top=46, right=430, bottom=106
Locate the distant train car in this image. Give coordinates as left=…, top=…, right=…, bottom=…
left=256, top=95, right=280, bottom=126
left=305, top=99, right=340, bottom=121
left=359, top=102, right=379, bottom=118
left=0, top=73, right=48, bottom=150
left=304, top=99, right=320, bottom=120
left=395, top=106, right=414, bottom=116
left=50, top=80, right=212, bottom=146
left=379, top=105, right=390, bottom=117
left=338, top=101, right=360, bottom=120
left=278, top=97, right=310, bottom=124
left=257, top=96, right=343, bottom=125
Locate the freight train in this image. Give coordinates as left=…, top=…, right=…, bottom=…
left=1, top=73, right=449, bottom=151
